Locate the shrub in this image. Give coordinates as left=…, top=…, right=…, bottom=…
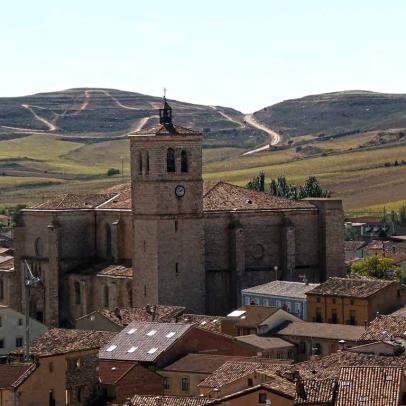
left=106, top=168, right=120, bottom=177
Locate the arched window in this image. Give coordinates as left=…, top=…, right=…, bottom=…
left=103, top=285, right=109, bottom=307
left=74, top=281, right=81, bottom=305
left=138, top=151, right=143, bottom=175
left=35, top=237, right=44, bottom=257
left=146, top=152, right=150, bottom=174
left=105, top=224, right=112, bottom=258
left=181, top=150, right=188, bottom=173
left=167, top=148, right=176, bottom=172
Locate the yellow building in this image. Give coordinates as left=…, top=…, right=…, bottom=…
left=306, top=277, right=406, bottom=326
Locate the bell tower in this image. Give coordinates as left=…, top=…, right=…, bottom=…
left=129, top=96, right=205, bottom=313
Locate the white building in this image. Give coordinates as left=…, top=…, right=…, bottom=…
left=242, top=280, right=319, bottom=320
left=0, top=305, right=48, bottom=356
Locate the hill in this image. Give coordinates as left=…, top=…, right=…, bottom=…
left=254, top=91, right=406, bottom=139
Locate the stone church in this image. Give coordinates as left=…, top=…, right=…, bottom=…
left=4, top=100, right=344, bottom=327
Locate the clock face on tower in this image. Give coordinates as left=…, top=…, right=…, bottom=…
left=175, top=185, right=186, bottom=198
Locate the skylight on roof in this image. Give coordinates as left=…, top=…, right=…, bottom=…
left=127, top=328, right=137, bottom=335
left=147, top=330, right=157, bottom=336
left=166, top=332, right=176, bottom=338
left=128, top=346, right=138, bottom=353
left=227, top=310, right=246, bottom=317
left=359, top=395, right=368, bottom=402
left=200, top=321, right=207, bottom=325
left=148, top=348, right=158, bottom=354
left=106, top=345, right=117, bottom=352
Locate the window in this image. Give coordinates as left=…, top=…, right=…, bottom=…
left=247, top=378, right=253, bottom=387
left=74, top=281, right=81, bottom=305
left=314, top=343, right=321, bottom=355
left=146, top=152, right=150, bottom=174
left=49, top=362, right=53, bottom=372
left=259, top=393, right=267, bottom=404
left=332, top=298, right=336, bottom=304
left=77, top=386, right=83, bottom=402
left=105, top=224, right=112, bottom=258
left=181, top=377, right=189, bottom=392
left=315, top=307, right=322, bottom=322
left=295, top=302, right=301, bottom=315
left=316, top=297, right=321, bottom=303
left=35, top=237, right=44, bottom=257
left=18, top=318, right=23, bottom=326
left=144, top=285, right=147, bottom=297
left=276, top=300, right=282, bottom=308
left=0, top=316, right=2, bottom=327
left=166, top=148, right=176, bottom=172
left=331, top=309, right=338, bottom=324
left=0, top=339, right=4, bottom=348
left=163, top=377, right=170, bottom=390
left=138, top=151, right=143, bottom=175
left=0, top=279, right=4, bottom=302
left=181, top=150, right=188, bottom=172
left=299, top=341, right=306, bottom=354
left=175, top=263, right=179, bottom=276
left=174, top=220, right=178, bottom=232
left=16, top=336, right=23, bottom=347
left=349, top=310, right=356, bottom=325
left=127, top=282, right=133, bottom=307
left=350, top=299, right=354, bottom=305
left=49, top=389, right=55, bottom=406
left=103, top=285, right=109, bottom=307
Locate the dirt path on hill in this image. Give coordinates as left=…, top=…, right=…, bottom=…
left=21, top=104, right=58, bottom=131
left=210, top=106, right=245, bottom=128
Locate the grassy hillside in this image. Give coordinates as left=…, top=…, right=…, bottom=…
left=255, top=91, right=406, bottom=139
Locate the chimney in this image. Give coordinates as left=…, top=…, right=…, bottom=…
left=296, top=378, right=307, bottom=401
left=155, top=396, right=163, bottom=406
left=114, top=307, right=122, bottom=321
left=364, top=320, right=368, bottom=330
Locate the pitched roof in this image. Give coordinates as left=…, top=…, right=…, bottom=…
left=28, top=328, right=116, bottom=356
left=306, top=277, right=393, bottom=298
left=235, top=335, right=295, bottom=350
left=163, top=354, right=255, bottom=374
left=281, top=351, right=406, bottom=380
left=99, top=322, right=192, bottom=362
left=344, top=241, right=368, bottom=252
left=336, top=367, right=403, bottom=406
left=69, top=262, right=132, bottom=278
left=99, top=360, right=135, bottom=384
left=82, top=305, right=186, bottom=327
left=295, top=378, right=337, bottom=404
left=97, top=264, right=133, bottom=278
left=275, top=321, right=364, bottom=341
left=198, top=360, right=289, bottom=389
left=203, top=181, right=316, bottom=211
left=129, top=395, right=209, bottom=406
left=179, top=314, right=224, bottom=333
left=98, top=183, right=132, bottom=210
left=129, top=123, right=200, bottom=136
left=226, top=305, right=280, bottom=328
left=29, top=193, right=116, bottom=209
left=242, top=280, right=319, bottom=299
left=0, top=364, right=36, bottom=389
left=359, top=315, right=406, bottom=342
left=390, top=306, right=406, bottom=316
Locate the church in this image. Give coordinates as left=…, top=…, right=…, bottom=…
left=4, top=99, right=345, bottom=327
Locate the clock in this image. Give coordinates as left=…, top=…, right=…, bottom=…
left=175, top=185, right=186, bottom=198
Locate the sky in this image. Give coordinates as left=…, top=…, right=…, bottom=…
left=1, top=0, right=405, bottom=112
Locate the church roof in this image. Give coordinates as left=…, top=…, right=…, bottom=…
left=129, top=123, right=200, bottom=136
left=27, top=181, right=317, bottom=212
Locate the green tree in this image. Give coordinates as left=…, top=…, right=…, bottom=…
left=106, top=168, right=120, bottom=177
left=399, top=205, right=406, bottom=225
left=351, top=256, right=401, bottom=281
left=246, top=171, right=265, bottom=192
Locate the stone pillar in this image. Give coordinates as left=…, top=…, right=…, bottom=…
left=281, top=217, right=296, bottom=280
left=229, top=217, right=245, bottom=309
left=47, top=219, right=61, bottom=327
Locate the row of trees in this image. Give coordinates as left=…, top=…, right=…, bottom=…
left=246, top=172, right=331, bottom=200
left=383, top=205, right=406, bottom=226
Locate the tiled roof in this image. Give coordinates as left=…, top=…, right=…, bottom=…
left=203, top=182, right=316, bottom=211
left=99, top=359, right=135, bottom=384
left=90, top=305, right=186, bottom=327
left=163, top=354, right=256, bottom=374
left=99, top=322, right=192, bottom=362
left=129, top=123, right=200, bottom=136
left=0, top=257, right=13, bottom=271
left=295, top=378, right=337, bottom=404
left=226, top=305, right=280, bottom=328
left=358, top=315, right=406, bottom=342
left=336, top=367, right=403, bottom=406
left=306, top=277, right=393, bottom=298
left=28, top=328, right=116, bottom=356
left=0, top=363, right=36, bottom=389
left=242, top=280, right=319, bottom=299
left=179, top=314, right=224, bottom=333
left=97, top=264, right=133, bottom=278
left=129, top=395, right=209, bottom=406
left=281, top=351, right=406, bottom=380
left=344, top=241, right=368, bottom=252
left=275, top=321, right=364, bottom=341
left=29, top=193, right=116, bottom=209
left=235, top=335, right=295, bottom=350
left=198, top=360, right=289, bottom=389
left=390, top=306, right=406, bottom=316
left=98, top=184, right=132, bottom=210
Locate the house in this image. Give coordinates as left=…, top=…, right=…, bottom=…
left=11, top=328, right=115, bottom=406
left=273, top=321, right=364, bottom=361
left=221, top=305, right=284, bottom=336
left=0, top=305, right=48, bottom=356
left=76, top=305, right=186, bottom=332
left=242, top=280, right=319, bottom=319
left=158, top=354, right=255, bottom=396
left=344, top=240, right=368, bottom=262
left=98, top=322, right=257, bottom=404
left=336, top=366, right=406, bottom=406
left=358, top=315, right=406, bottom=343
left=294, top=378, right=337, bottom=405
left=234, top=335, right=296, bottom=360
left=345, top=217, right=390, bottom=239
left=306, top=277, right=406, bottom=325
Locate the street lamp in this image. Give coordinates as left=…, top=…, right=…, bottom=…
left=24, top=260, right=41, bottom=361
left=273, top=265, right=278, bottom=281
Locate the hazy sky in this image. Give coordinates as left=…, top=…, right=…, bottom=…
left=1, top=0, right=405, bottom=112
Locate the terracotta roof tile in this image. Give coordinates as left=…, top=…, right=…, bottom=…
left=235, top=335, right=295, bottom=350
left=336, top=366, right=403, bottom=406
left=29, top=193, right=116, bottom=209
left=129, top=123, right=200, bottom=136
left=306, top=277, right=394, bottom=298
left=28, top=328, right=116, bottom=356
left=391, top=306, right=406, bottom=316
left=179, top=314, right=224, bottom=333
left=129, top=395, right=209, bottom=406
left=99, top=360, right=135, bottom=384
left=359, top=315, right=406, bottom=341
left=203, top=182, right=316, bottom=211
left=295, top=378, right=337, bottom=404
left=98, top=184, right=132, bottom=209
left=0, top=364, right=36, bottom=389
left=97, top=264, right=132, bottom=278
left=226, top=305, right=280, bottom=328
left=70, top=262, right=132, bottom=279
